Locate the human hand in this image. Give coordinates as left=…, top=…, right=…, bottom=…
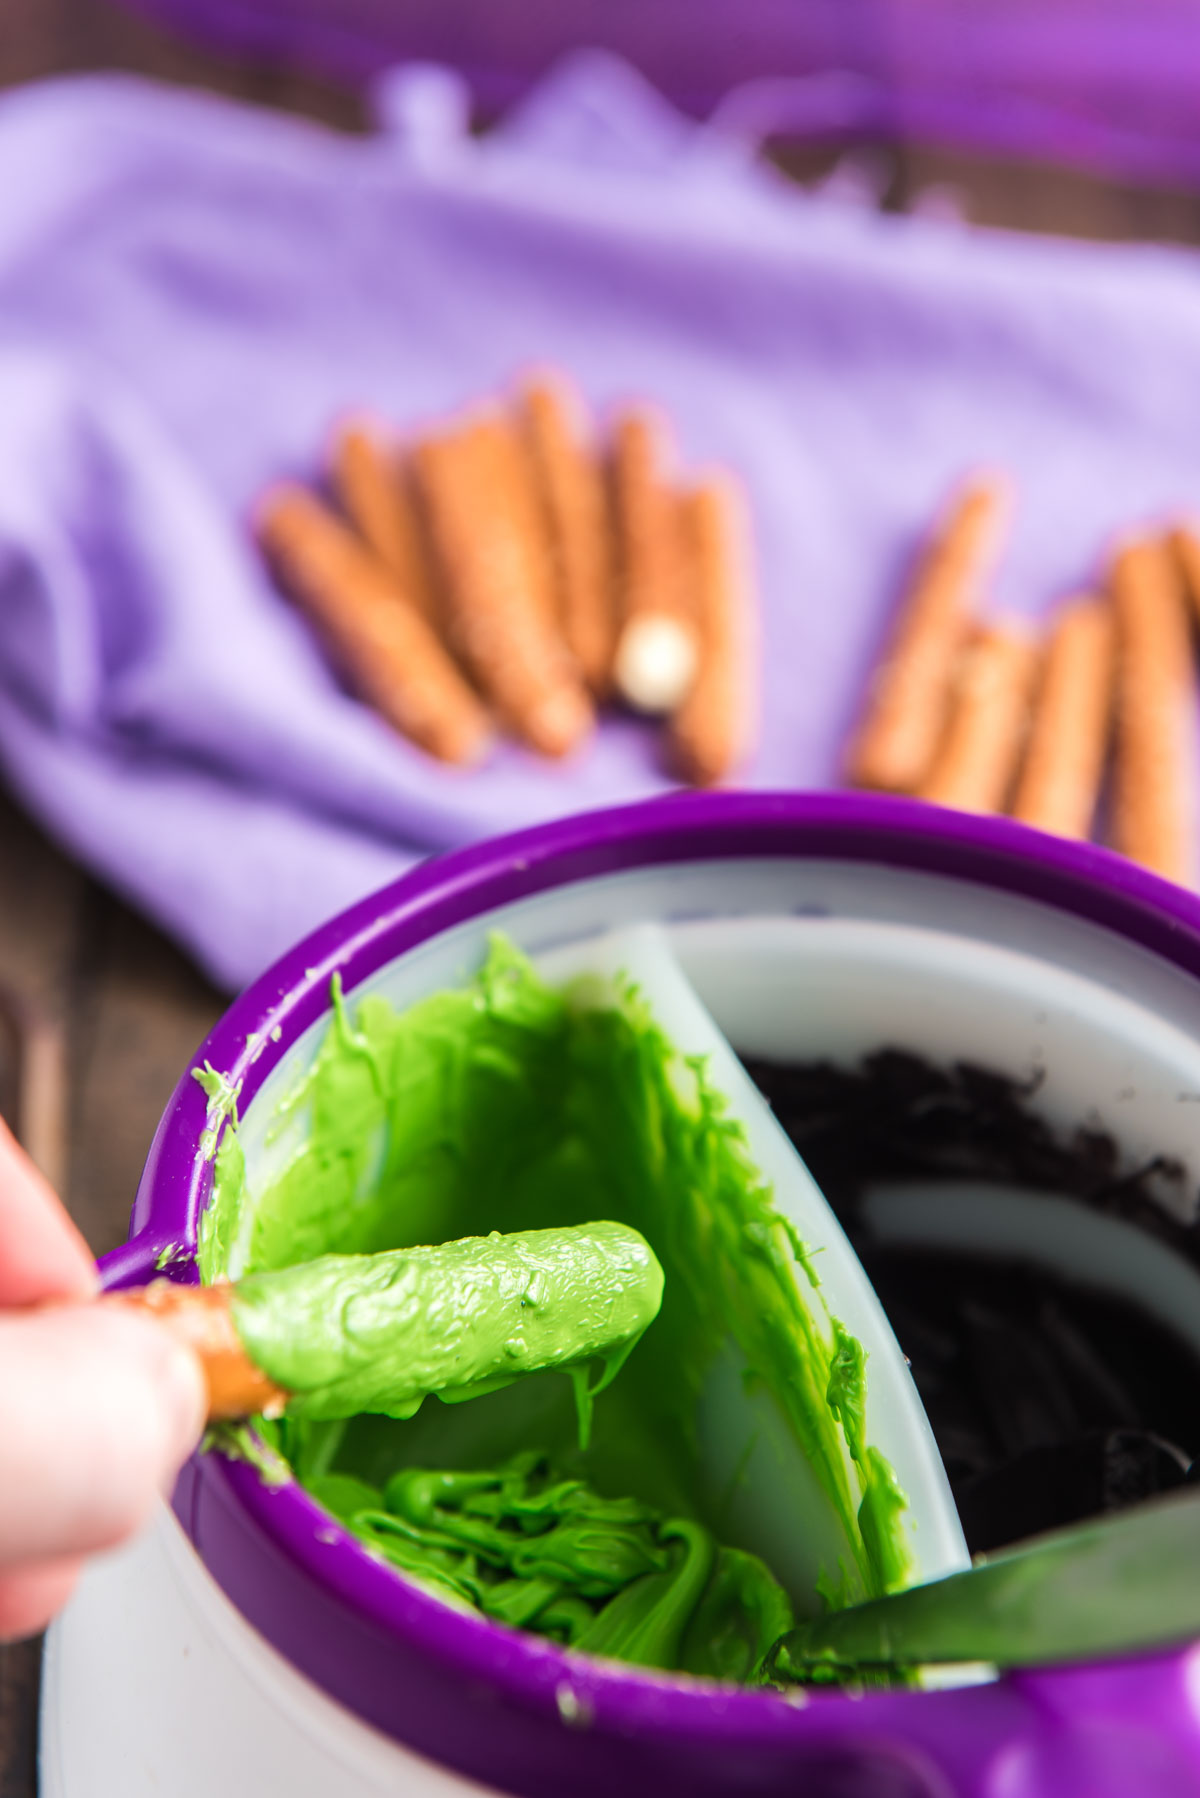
left=0, top=1120, right=205, bottom=1640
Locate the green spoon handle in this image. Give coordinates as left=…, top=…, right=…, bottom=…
left=773, top=1488, right=1200, bottom=1677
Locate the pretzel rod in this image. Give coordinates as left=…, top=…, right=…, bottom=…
left=102, top=1222, right=664, bottom=1427
left=328, top=420, right=439, bottom=624
left=917, top=619, right=1040, bottom=815
left=666, top=476, right=757, bottom=786
left=611, top=408, right=698, bottom=714
left=1009, top=596, right=1115, bottom=839
left=104, top=1280, right=286, bottom=1423
left=520, top=374, right=615, bottom=695
left=1109, top=535, right=1198, bottom=884
left=847, top=475, right=1012, bottom=792
left=1171, top=521, right=1200, bottom=627
left=415, top=415, right=593, bottom=758
left=256, top=485, right=491, bottom=766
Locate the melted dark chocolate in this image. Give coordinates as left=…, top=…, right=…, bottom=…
left=746, top=1052, right=1200, bottom=1554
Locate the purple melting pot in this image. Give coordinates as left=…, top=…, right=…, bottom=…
left=104, top=791, right=1200, bottom=1798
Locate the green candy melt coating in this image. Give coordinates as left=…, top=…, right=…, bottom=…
left=202, top=935, right=912, bottom=1682
left=230, top=1221, right=664, bottom=1434
left=302, top=1451, right=790, bottom=1682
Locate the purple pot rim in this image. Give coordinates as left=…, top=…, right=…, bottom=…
left=128, top=788, right=1200, bottom=1743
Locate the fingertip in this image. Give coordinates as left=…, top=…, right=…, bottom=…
left=0, top=1556, right=81, bottom=1643
left=86, top=1307, right=207, bottom=1495
left=0, top=1306, right=206, bottom=1568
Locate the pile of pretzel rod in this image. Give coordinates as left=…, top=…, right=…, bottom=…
left=255, top=373, right=758, bottom=787
left=846, top=474, right=1200, bottom=886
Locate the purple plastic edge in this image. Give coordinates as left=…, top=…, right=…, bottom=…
left=124, top=788, right=1200, bottom=1753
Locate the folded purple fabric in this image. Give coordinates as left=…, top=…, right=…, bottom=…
left=3, top=53, right=1200, bottom=988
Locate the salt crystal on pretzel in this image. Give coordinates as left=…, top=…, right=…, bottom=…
left=917, top=618, right=1040, bottom=815
left=666, top=474, right=757, bottom=786
left=414, top=412, right=593, bottom=759
left=520, top=374, right=615, bottom=695
left=1010, top=595, right=1115, bottom=840
left=611, top=408, right=698, bottom=714
left=847, top=474, right=1012, bottom=792
left=256, top=484, right=491, bottom=767
left=329, top=419, right=439, bottom=625
left=1109, top=535, right=1198, bottom=885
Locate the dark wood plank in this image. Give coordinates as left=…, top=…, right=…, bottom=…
left=0, top=787, right=85, bottom=1202
left=0, top=785, right=224, bottom=1254
left=895, top=143, right=1200, bottom=247
left=67, top=884, right=224, bottom=1257
left=0, top=0, right=366, bottom=129
left=0, top=1639, right=40, bottom=1798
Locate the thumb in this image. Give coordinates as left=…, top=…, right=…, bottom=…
left=0, top=1303, right=206, bottom=1570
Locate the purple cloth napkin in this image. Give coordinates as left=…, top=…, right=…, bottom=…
left=3, top=52, right=1200, bottom=989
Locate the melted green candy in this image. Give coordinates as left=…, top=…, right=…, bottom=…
left=231, top=1222, right=662, bottom=1439
left=300, top=1451, right=789, bottom=1681
left=203, top=936, right=912, bottom=1683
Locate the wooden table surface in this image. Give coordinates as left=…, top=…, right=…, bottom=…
left=1, top=2, right=1199, bottom=1791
